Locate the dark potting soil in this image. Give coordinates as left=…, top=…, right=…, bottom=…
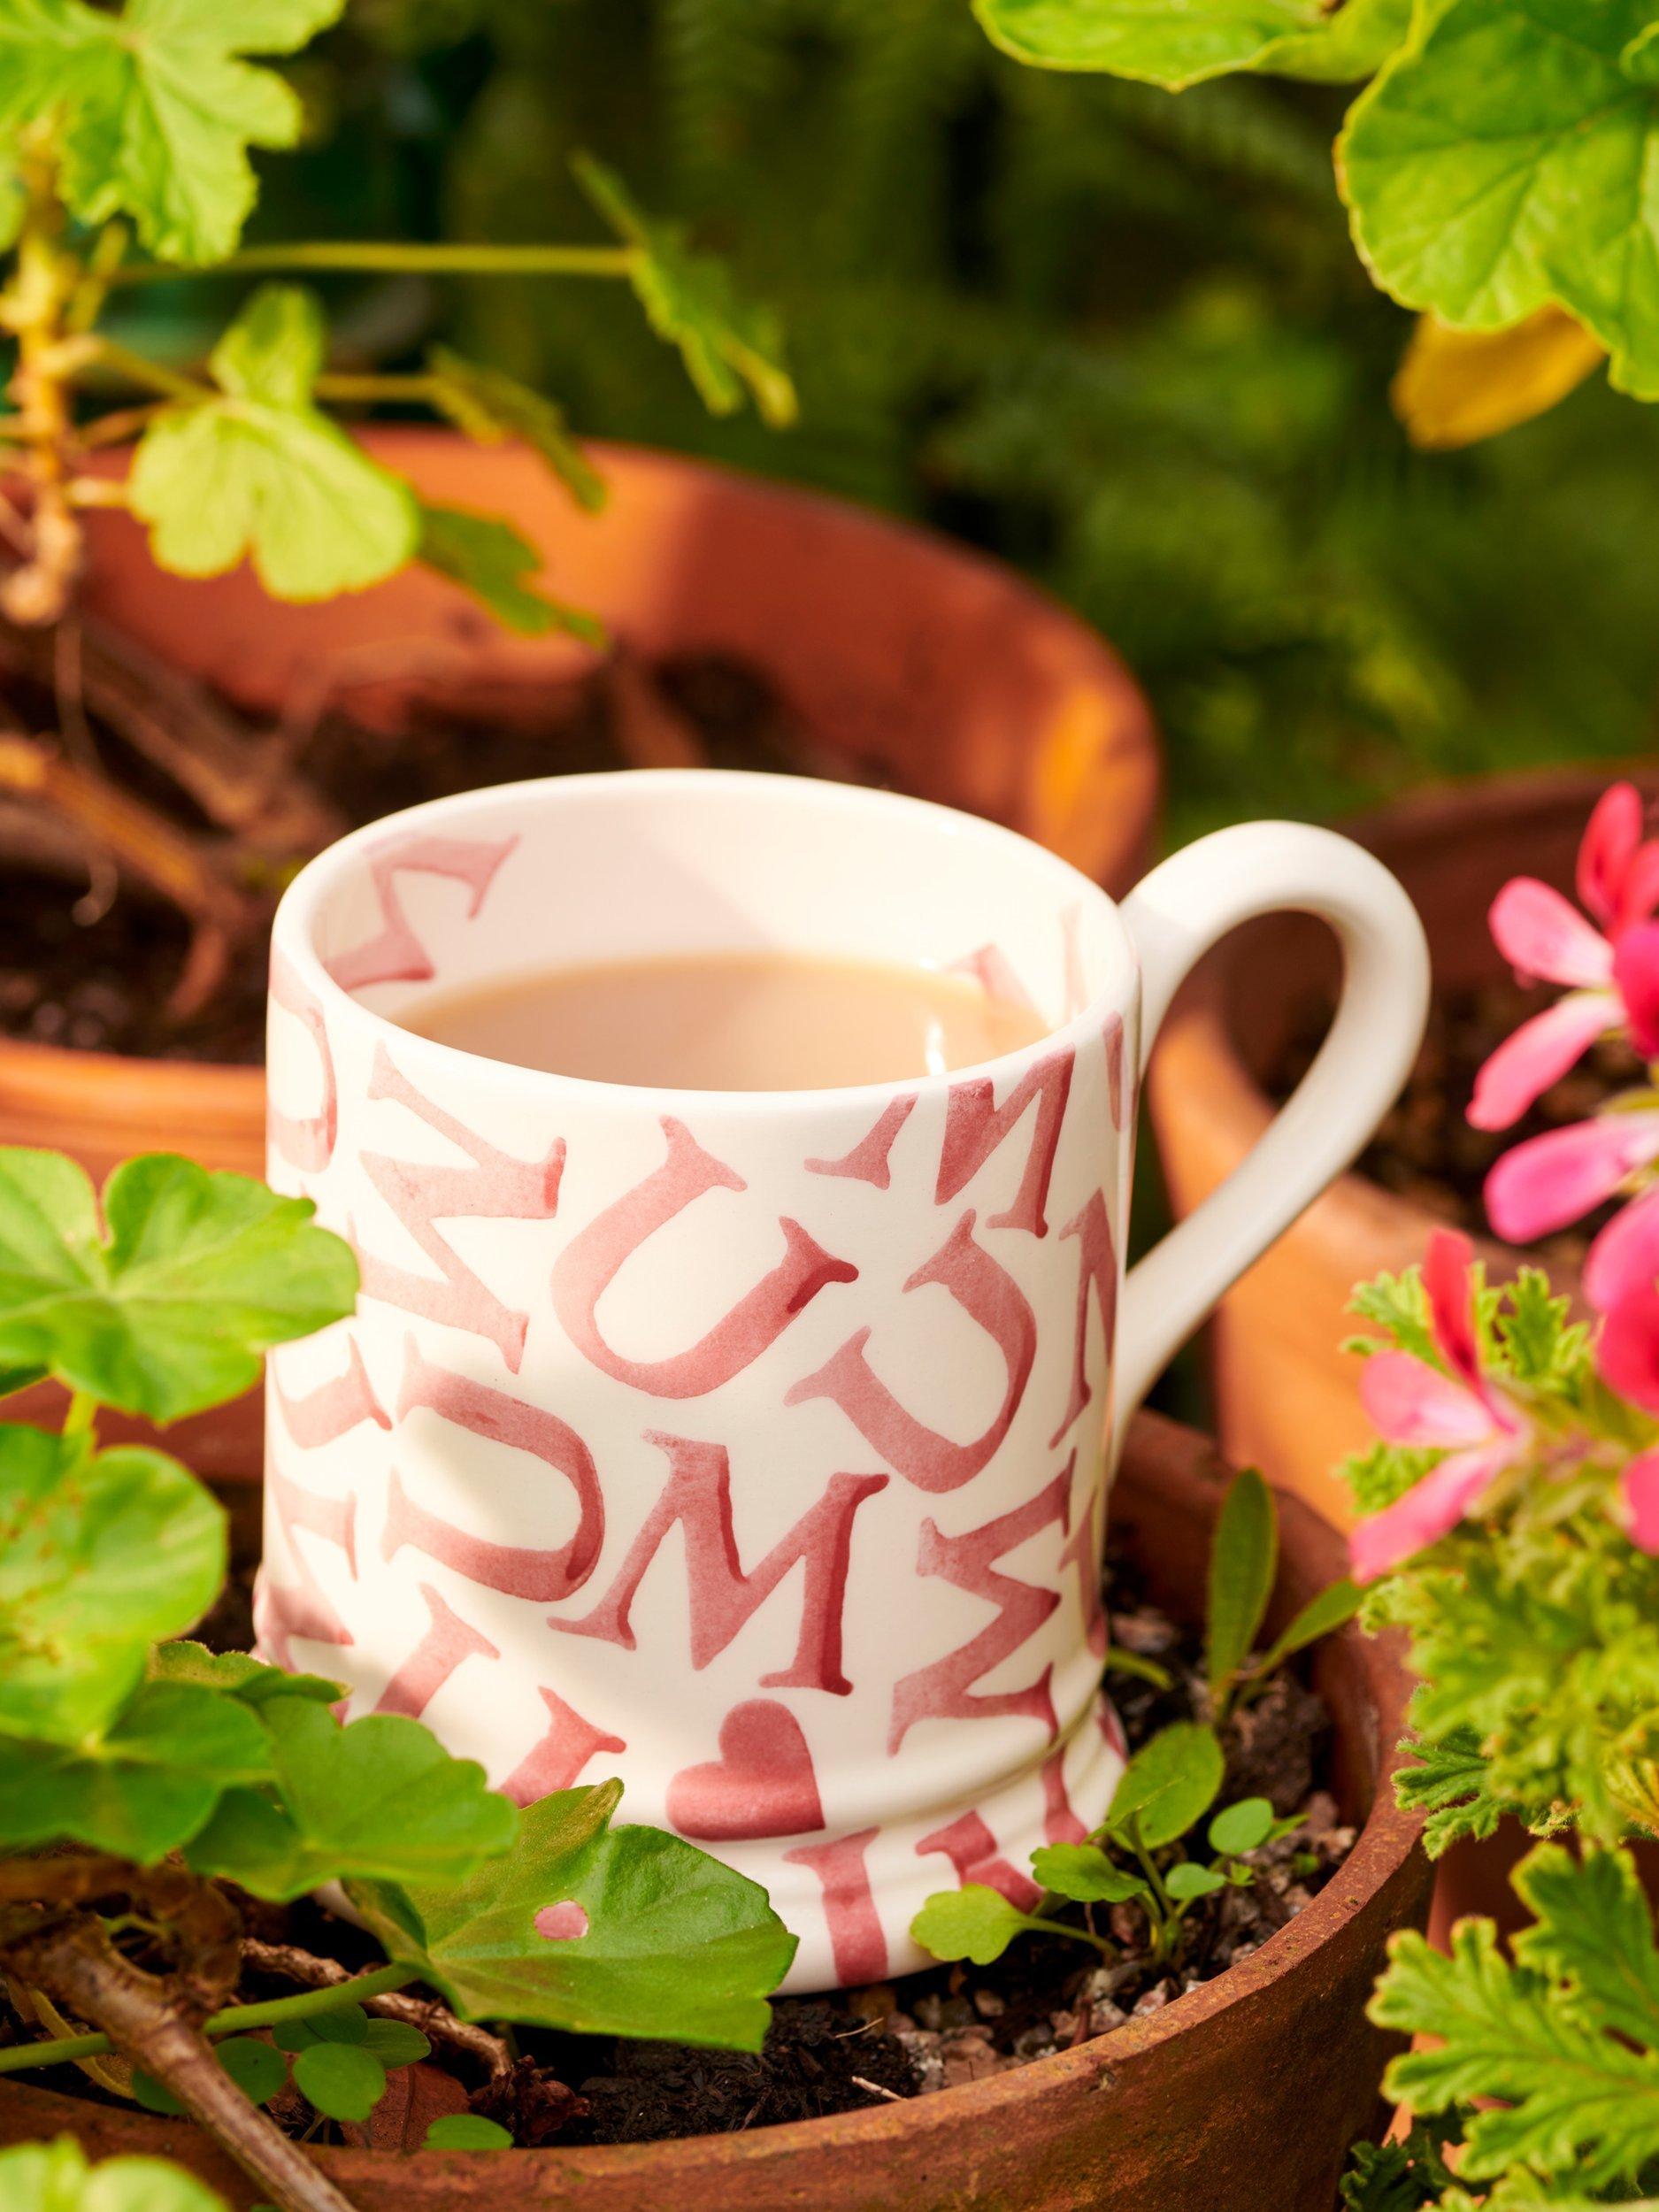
left=0, top=647, right=866, bottom=1067
left=0, top=1546, right=1353, bottom=2149
left=1268, top=974, right=1641, bottom=1272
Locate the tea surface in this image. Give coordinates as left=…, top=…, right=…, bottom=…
left=403, top=949, right=1049, bottom=1090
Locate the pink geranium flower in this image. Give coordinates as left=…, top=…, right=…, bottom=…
left=1486, top=1108, right=1659, bottom=1244
left=1469, top=784, right=1659, bottom=1133
left=1572, top=1202, right=1659, bottom=1555
left=1350, top=1229, right=1531, bottom=1583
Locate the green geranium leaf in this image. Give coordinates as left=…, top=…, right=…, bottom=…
left=1207, top=1465, right=1278, bottom=1694
left=1208, top=1795, right=1275, bottom=1856
left=273, top=2001, right=366, bottom=2053
left=0, top=1681, right=272, bottom=1860
left=1340, top=0, right=1659, bottom=402
left=0, top=1426, right=224, bottom=1743
left=361, top=2018, right=430, bottom=2067
left=972, top=0, right=1409, bottom=90
left=426, top=347, right=606, bottom=512
left=1513, top=1843, right=1659, bottom=2051
left=572, top=153, right=797, bottom=426
left=293, top=2040, right=386, bottom=2124
left=424, top=2115, right=512, bottom=2150
left=418, top=504, right=605, bottom=644
left=1107, top=1720, right=1225, bottom=1850
left=1030, top=1841, right=1148, bottom=1903
left=149, top=1640, right=344, bottom=1709
left=0, top=0, right=344, bottom=265
left=1375, top=1850, right=1659, bottom=2193
left=1394, top=1727, right=1514, bottom=1860
left=131, top=285, right=420, bottom=600
left=349, top=1780, right=795, bottom=2053
left=910, top=1882, right=1034, bottom=1967
left=215, top=2036, right=288, bottom=2108
left=0, top=1148, right=357, bottom=1423
left=1166, top=1860, right=1229, bottom=1901
left=0, top=2136, right=229, bottom=2212
left=184, top=1696, right=516, bottom=1900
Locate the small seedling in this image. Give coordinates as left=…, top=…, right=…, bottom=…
left=914, top=1467, right=1349, bottom=1978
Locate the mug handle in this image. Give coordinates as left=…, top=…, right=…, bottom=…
left=1113, top=820, right=1431, bottom=1422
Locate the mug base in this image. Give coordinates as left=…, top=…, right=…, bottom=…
left=703, top=1694, right=1128, bottom=1994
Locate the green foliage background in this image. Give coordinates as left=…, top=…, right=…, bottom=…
left=124, top=0, right=1659, bottom=840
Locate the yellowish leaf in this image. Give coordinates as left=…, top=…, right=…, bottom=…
left=1391, top=308, right=1605, bottom=449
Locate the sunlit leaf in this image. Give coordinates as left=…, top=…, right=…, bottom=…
left=0, top=1427, right=224, bottom=1743
left=972, top=0, right=1409, bottom=90
left=0, top=0, right=345, bottom=265
left=1340, top=1, right=1659, bottom=401
left=418, top=503, right=604, bottom=644
left=131, top=286, right=419, bottom=600
left=573, top=153, right=796, bottom=425
left=0, top=1148, right=357, bottom=1423
left=426, top=347, right=606, bottom=512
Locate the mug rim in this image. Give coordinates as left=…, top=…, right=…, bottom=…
left=272, top=767, right=1138, bottom=1115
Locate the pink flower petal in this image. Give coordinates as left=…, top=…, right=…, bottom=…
left=534, top=1901, right=589, bottom=1941
left=1489, top=879, right=1613, bottom=990
left=1349, top=1436, right=1517, bottom=1584
left=1616, top=841, right=1659, bottom=932
left=1467, top=991, right=1618, bottom=1132
left=1424, top=1228, right=1481, bottom=1390
left=1615, top=920, right=1659, bottom=1058
left=1361, top=1352, right=1494, bottom=1448
left=1622, top=1449, right=1659, bottom=1554
left=1586, top=1188, right=1659, bottom=1311
left=1597, top=1284, right=1659, bottom=1416
left=1578, top=783, right=1644, bottom=928
left=1485, top=1112, right=1659, bottom=1243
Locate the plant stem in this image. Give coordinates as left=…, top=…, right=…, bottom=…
left=0, top=138, right=88, bottom=625
left=11, top=1916, right=363, bottom=2212
left=1021, top=1912, right=1112, bottom=1955
left=113, top=242, right=638, bottom=282
left=311, top=371, right=439, bottom=404
left=59, top=1391, right=96, bottom=1440
left=85, top=337, right=210, bottom=402
left=0, top=1960, right=416, bottom=2075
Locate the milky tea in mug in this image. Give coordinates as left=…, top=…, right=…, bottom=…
left=262, top=770, right=1427, bottom=1988
left=404, top=948, right=1051, bottom=1090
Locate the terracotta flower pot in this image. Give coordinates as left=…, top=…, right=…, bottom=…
left=0, top=1409, right=1429, bottom=2212
left=1145, top=765, right=1658, bottom=1531
left=0, top=429, right=1157, bottom=1478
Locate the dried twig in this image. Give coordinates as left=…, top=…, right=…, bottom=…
left=0, top=731, right=250, bottom=1018
left=12, top=1916, right=357, bottom=2212
left=242, top=1938, right=513, bottom=2079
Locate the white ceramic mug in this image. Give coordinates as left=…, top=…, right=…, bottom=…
left=260, top=770, right=1428, bottom=1989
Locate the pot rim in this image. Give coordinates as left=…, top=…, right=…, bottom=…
left=3, top=432, right=1158, bottom=1122
left=0, top=1410, right=1424, bottom=2183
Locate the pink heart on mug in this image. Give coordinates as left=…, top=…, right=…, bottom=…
left=666, top=1699, right=825, bottom=1840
